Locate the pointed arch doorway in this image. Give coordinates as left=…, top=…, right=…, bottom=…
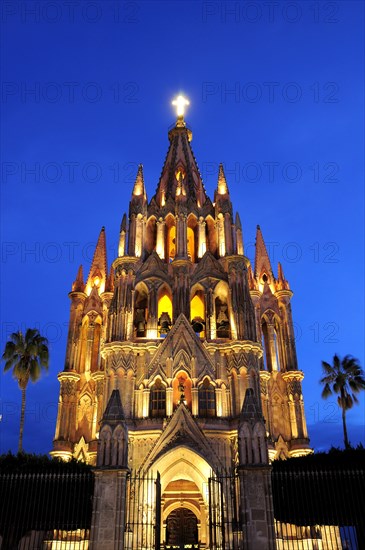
left=166, top=507, right=198, bottom=547
left=149, top=446, right=213, bottom=547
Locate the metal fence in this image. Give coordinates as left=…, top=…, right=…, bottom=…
left=124, top=471, right=161, bottom=550
left=0, top=472, right=94, bottom=550
left=272, top=469, right=365, bottom=550
left=0, top=467, right=364, bottom=549
left=208, top=471, right=242, bottom=550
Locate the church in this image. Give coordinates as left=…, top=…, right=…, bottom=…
left=51, top=96, right=311, bottom=549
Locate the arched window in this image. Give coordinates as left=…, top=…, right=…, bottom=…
left=150, top=379, right=166, bottom=417
left=198, top=379, right=216, bottom=417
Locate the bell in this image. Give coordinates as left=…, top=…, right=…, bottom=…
left=159, top=312, right=172, bottom=335
left=192, top=320, right=204, bottom=333
left=160, top=320, right=170, bottom=331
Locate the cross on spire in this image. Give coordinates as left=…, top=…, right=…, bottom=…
left=172, top=94, right=190, bottom=118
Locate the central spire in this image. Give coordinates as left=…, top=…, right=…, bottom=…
left=149, top=94, right=210, bottom=212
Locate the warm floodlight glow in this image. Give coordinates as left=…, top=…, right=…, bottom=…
left=172, top=94, right=190, bottom=117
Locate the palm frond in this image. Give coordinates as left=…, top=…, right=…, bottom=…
left=321, top=383, right=332, bottom=398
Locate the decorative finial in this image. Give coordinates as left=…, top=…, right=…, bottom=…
left=172, top=94, right=190, bottom=119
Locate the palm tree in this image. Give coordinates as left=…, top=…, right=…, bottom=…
left=2, top=329, right=49, bottom=453
left=320, top=354, right=365, bottom=449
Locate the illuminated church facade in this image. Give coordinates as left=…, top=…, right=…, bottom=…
left=52, top=99, right=311, bottom=548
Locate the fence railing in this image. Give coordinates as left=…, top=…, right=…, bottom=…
left=0, top=472, right=94, bottom=550
left=272, top=469, right=365, bottom=550
left=0, top=467, right=364, bottom=549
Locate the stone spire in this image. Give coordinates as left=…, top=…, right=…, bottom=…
left=72, top=264, right=85, bottom=292
left=130, top=164, right=148, bottom=217
left=150, top=109, right=209, bottom=213
left=254, top=225, right=274, bottom=283
left=217, top=163, right=229, bottom=195
left=132, top=164, right=147, bottom=200
left=85, top=227, right=108, bottom=295
left=240, top=388, right=265, bottom=425
left=118, top=213, right=127, bottom=257
left=277, top=262, right=290, bottom=290
left=102, top=389, right=125, bottom=424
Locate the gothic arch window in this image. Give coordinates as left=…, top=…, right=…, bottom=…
left=150, top=379, right=166, bottom=417
left=134, top=283, right=148, bottom=337
left=198, top=378, right=216, bottom=417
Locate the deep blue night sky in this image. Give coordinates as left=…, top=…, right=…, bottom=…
left=1, top=1, right=364, bottom=454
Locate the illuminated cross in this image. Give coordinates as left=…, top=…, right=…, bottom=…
left=172, top=94, right=190, bottom=118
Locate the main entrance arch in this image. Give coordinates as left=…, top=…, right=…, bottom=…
left=149, top=446, right=214, bottom=547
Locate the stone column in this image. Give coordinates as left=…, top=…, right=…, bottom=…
left=237, top=388, right=276, bottom=550
left=237, top=466, right=276, bottom=550
left=198, top=216, right=206, bottom=258
left=156, top=217, right=166, bottom=259
left=90, top=469, right=129, bottom=550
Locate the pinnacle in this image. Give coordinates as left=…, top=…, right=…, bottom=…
left=240, top=388, right=264, bottom=423
left=120, top=213, right=127, bottom=232
left=217, top=163, right=229, bottom=195
left=132, top=164, right=147, bottom=199
left=85, top=227, right=108, bottom=294
left=72, top=264, right=85, bottom=292
left=254, top=225, right=274, bottom=281
left=101, top=389, right=125, bottom=424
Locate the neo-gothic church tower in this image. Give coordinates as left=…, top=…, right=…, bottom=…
left=52, top=102, right=310, bottom=548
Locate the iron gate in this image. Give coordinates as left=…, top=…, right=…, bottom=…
left=208, top=471, right=242, bottom=550
left=125, top=471, right=161, bottom=550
